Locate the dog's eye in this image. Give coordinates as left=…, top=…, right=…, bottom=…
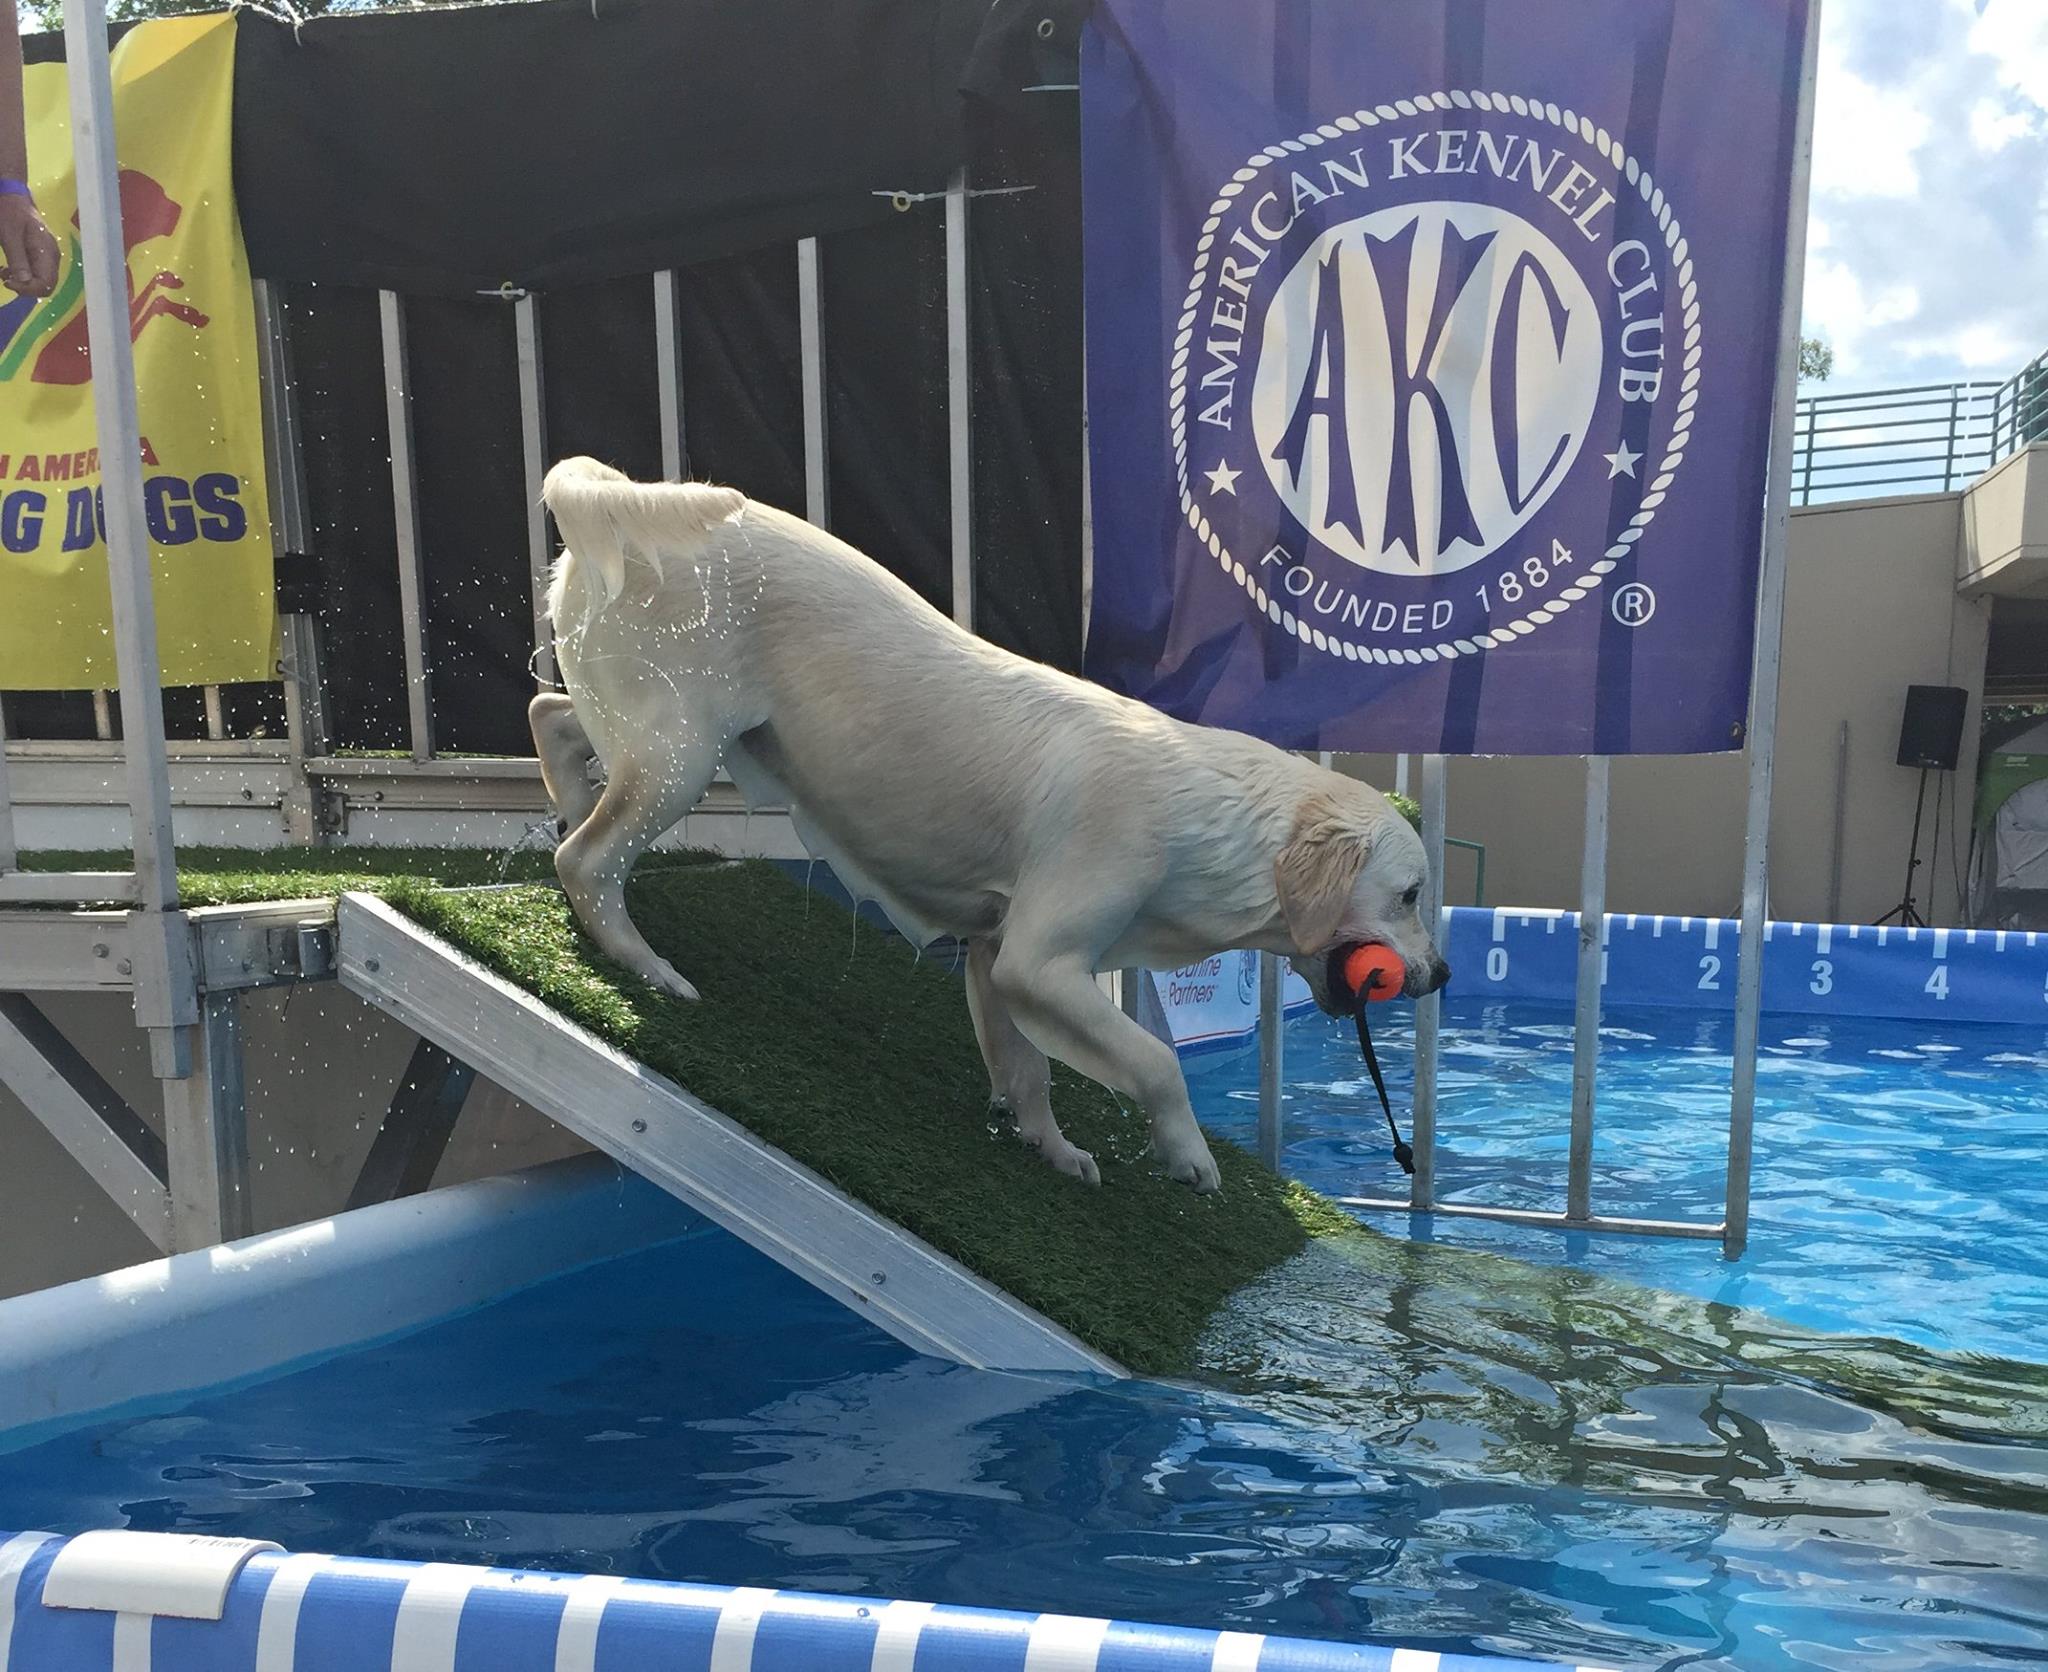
left=1401, top=885, right=1421, bottom=907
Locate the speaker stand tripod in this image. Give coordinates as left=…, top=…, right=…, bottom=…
left=1875, top=765, right=1931, bottom=929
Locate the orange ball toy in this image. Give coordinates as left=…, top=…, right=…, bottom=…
left=1341, top=942, right=1407, bottom=1003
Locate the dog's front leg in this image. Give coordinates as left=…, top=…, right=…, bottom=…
left=963, top=938, right=1100, bottom=1184
left=990, top=942, right=1221, bottom=1192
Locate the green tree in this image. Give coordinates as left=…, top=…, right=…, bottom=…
left=1799, top=334, right=1834, bottom=382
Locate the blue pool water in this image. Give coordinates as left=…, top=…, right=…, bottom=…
left=2, top=999, right=2045, bottom=1671
left=1188, top=997, right=2048, bottom=1361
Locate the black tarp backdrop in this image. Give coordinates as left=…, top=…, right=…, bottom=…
left=8, top=0, right=1089, bottom=757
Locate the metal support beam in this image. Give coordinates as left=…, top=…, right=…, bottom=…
left=202, top=686, right=226, bottom=741
left=1728, top=0, right=1823, bottom=1263
left=63, top=0, right=196, bottom=1076
left=797, top=237, right=829, bottom=528
left=1567, top=756, right=1609, bottom=1223
left=1339, top=1198, right=1721, bottom=1242
left=345, top=1038, right=476, bottom=1211
left=254, top=276, right=333, bottom=842
left=379, top=290, right=436, bottom=761
left=0, top=698, right=15, bottom=874
left=654, top=270, right=687, bottom=481
left=514, top=293, right=556, bottom=687
left=1409, top=754, right=1447, bottom=1208
left=161, top=989, right=253, bottom=1250
left=1256, top=951, right=1284, bottom=1170
left=0, top=994, right=171, bottom=1251
left=945, top=168, right=974, bottom=631
left=1827, top=720, right=1849, bottom=924
left=61, top=0, right=176, bottom=917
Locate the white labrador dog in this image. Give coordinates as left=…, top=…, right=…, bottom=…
left=531, top=458, right=1449, bottom=1192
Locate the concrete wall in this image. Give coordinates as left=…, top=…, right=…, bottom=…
left=1346, top=491, right=1992, bottom=925
left=0, top=986, right=587, bottom=1301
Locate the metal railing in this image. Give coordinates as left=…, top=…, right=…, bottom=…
left=1791, top=349, right=2048, bottom=505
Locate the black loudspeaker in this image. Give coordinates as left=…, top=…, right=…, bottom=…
left=1897, top=685, right=1967, bottom=772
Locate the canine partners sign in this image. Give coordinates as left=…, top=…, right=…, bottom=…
left=0, top=14, right=273, bottom=691
left=1082, top=0, right=1811, bottom=755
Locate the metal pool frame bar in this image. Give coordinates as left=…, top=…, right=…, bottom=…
left=0, top=1530, right=1610, bottom=1672
left=0, top=0, right=1815, bottom=1263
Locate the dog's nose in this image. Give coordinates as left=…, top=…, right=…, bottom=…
left=1427, top=954, right=1451, bottom=994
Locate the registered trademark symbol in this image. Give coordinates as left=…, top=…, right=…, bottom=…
left=1611, top=583, right=1656, bottom=626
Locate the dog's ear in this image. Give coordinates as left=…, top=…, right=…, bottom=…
left=1274, top=797, right=1371, bottom=956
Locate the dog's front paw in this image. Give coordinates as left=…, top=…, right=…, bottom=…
left=643, top=957, right=701, bottom=1001
left=1157, top=1134, right=1222, bottom=1193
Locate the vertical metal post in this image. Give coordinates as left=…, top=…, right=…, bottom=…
left=1394, top=753, right=1411, bottom=799
left=945, top=169, right=975, bottom=631
left=1798, top=397, right=1816, bottom=504
left=62, top=0, right=175, bottom=910
left=514, top=293, right=556, bottom=687
left=0, top=697, right=15, bottom=872
left=1942, top=384, right=1960, bottom=492
left=1257, top=951, right=1284, bottom=1170
left=254, top=277, right=332, bottom=839
left=161, top=989, right=252, bottom=1250
left=63, top=0, right=195, bottom=1078
left=797, top=238, right=829, bottom=528
left=91, top=690, right=113, bottom=739
left=1567, top=755, right=1609, bottom=1223
left=1079, top=345, right=1093, bottom=654
left=1826, top=720, right=1850, bottom=922
left=653, top=270, right=687, bottom=482
left=1728, top=0, right=1824, bottom=1262
left=379, top=291, right=436, bottom=761
left=202, top=685, right=226, bottom=741
left=1410, top=753, right=1447, bottom=1208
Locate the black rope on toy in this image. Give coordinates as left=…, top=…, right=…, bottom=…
left=1327, top=947, right=1415, bottom=1176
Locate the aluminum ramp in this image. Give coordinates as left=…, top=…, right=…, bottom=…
left=334, top=892, right=1122, bottom=1378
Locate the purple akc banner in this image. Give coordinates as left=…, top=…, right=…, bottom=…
left=1081, top=0, right=1811, bottom=755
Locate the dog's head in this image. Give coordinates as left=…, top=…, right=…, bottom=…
left=1274, top=785, right=1450, bottom=1006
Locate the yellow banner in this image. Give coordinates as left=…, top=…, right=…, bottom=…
left=0, top=13, right=274, bottom=691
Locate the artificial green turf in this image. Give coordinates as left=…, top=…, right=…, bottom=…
left=385, top=860, right=1334, bottom=1377
left=19, top=846, right=715, bottom=907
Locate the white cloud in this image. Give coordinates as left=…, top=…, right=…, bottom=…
left=1800, top=0, right=2048, bottom=388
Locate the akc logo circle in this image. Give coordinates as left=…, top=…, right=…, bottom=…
left=1171, top=90, right=1698, bottom=666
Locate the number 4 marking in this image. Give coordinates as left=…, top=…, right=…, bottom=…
left=1926, top=965, right=1949, bottom=1001
left=1553, top=539, right=1573, bottom=567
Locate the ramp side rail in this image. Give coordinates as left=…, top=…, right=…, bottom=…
left=333, top=892, right=1120, bottom=1378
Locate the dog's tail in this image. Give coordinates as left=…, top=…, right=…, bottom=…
left=542, top=456, right=746, bottom=604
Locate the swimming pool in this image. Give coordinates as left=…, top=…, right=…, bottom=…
left=2, top=996, right=2044, bottom=1672
left=1187, top=997, right=2048, bottom=1359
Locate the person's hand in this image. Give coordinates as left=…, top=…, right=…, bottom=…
left=0, top=193, right=59, bottom=297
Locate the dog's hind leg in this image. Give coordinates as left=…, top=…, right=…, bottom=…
left=963, top=938, right=1100, bottom=1185
left=553, top=735, right=718, bottom=999
left=529, top=692, right=601, bottom=838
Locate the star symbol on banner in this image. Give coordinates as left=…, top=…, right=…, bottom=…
left=1205, top=460, right=1242, bottom=495
left=1604, top=441, right=1642, bottom=479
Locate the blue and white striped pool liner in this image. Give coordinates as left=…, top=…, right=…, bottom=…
left=0, top=1534, right=1609, bottom=1672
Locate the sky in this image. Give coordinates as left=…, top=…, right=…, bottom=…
left=1805, top=0, right=2048, bottom=391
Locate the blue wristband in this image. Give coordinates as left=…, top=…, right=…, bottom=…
left=0, top=179, right=33, bottom=204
